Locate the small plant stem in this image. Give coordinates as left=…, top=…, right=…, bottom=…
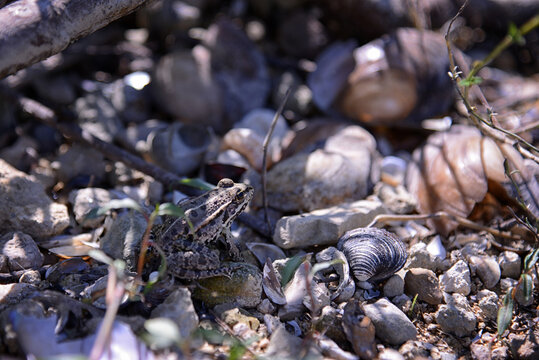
left=89, top=265, right=125, bottom=360
left=261, top=88, right=291, bottom=235
left=137, top=212, right=157, bottom=277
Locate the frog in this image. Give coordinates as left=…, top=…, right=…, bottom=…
left=152, top=178, right=254, bottom=279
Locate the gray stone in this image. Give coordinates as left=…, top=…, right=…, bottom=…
left=0, top=159, right=70, bottom=238
left=19, top=270, right=41, bottom=285
left=151, top=287, right=199, bottom=339
left=374, top=183, right=416, bottom=214
left=265, top=325, right=322, bottom=359
left=193, top=263, right=263, bottom=308
left=500, top=277, right=518, bottom=293
left=383, top=272, right=405, bottom=298
left=75, top=91, right=124, bottom=143
left=435, top=293, right=476, bottom=337
left=468, top=255, right=500, bottom=289
left=100, top=210, right=147, bottom=269
left=51, top=143, right=106, bottom=183
left=378, top=348, right=405, bottom=360
left=279, top=261, right=309, bottom=320
left=405, top=242, right=441, bottom=272
left=68, top=188, right=115, bottom=228
left=476, top=289, right=498, bottom=322
left=498, top=251, right=521, bottom=279
left=515, top=274, right=535, bottom=306
left=273, top=198, right=385, bottom=249
left=439, top=260, right=471, bottom=295
left=404, top=268, right=443, bottom=305
left=362, top=298, right=417, bottom=345
left=0, top=232, right=43, bottom=271
left=391, top=294, right=412, bottom=313
left=257, top=298, right=275, bottom=314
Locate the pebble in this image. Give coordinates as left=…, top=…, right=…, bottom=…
left=100, top=210, right=148, bottom=270
left=439, top=260, right=471, bottom=295
left=192, top=263, right=263, bottom=308
left=468, top=255, right=501, bottom=289
left=405, top=242, right=442, bottom=272
left=257, top=298, right=275, bottom=314
left=264, top=325, right=322, bottom=359
left=220, top=308, right=260, bottom=331
left=476, top=289, right=498, bottom=322
left=0, top=232, right=44, bottom=271
left=426, top=235, right=446, bottom=260
left=68, top=188, right=114, bottom=228
left=75, top=90, right=124, bottom=143
left=383, top=272, right=405, bottom=298
left=0, top=283, right=37, bottom=306
left=150, top=287, right=199, bottom=339
left=498, top=251, right=521, bottom=279
left=51, top=143, right=106, bottom=183
left=18, top=269, right=41, bottom=285
left=378, top=348, right=405, bottom=360
left=273, top=198, right=384, bottom=249
left=374, top=183, right=416, bottom=214
left=362, top=298, right=417, bottom=345
left=404, top=268, right=443, bottom=305
left=509, top=326, right=539, bottom=360
left=0, top=159, right=70, bottom=238
left=435, top=293, right=476, bottom=337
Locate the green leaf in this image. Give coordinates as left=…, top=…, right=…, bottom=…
left=195, top=328, right=226, bottom=345
left=85, top=198, right=144, bottom=219
left=497, top=288, right=514, bottom=338
left=156, top=203, right=186, bottom=218
left=458, top=76, right=483, bottom=87
left=280, top=254, right=309, bottom=287
left=144, top=318, right=182, bottom=349
left=523, top=248, right=539, bottom=272
left=508, top=22, right=526, bottom=45
left=179, top=178, right=215, bottom=191
left=520, top=273, right=533, bottom=303
left=228, top=342, right=247, bottom=360
left=310, top=259, right=345, bottom=279
left=88, top=249, right=114, bottom=266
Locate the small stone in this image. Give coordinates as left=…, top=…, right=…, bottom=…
left=498, top=251, right=521, bottom=279
left=383, top=272, right=405, bottom=298
left=100, top=210, right=147, bottom=270
left=515, top=275, right=535, bottom=306
left=19, top=270, right=41, bottom=285
left=439, top=260, right=471, bottom=295
left=0, top=232, right=43, bottom=271
left=52, top=143, right=106, bottom=183
left=221, top=308, right=260, bottom=330
left=398, top=340, right=432, bottom=359
left=406, top=242, right=441, bottom=272
left=257, top=298, right=275, bottom=314
left=0, top=159, right=70, bottom=238
left=476, top=290, right=498, bottom=322
left=468, top=255, right=500, bottom=289
left=273, top=198, right=384, bottom=249
left=509, top=326, right=539, bottom=360
left=435, top=293, right=476, bottom=337
left=264, top=325, right=322, bottom=359
left=68, top=188, right=114, bottom=228
left=193, top=263, right=263, bottom=308
left=374, top=183, right=416, bottom=214
left=75, top=89, right=124, bottom=142
left=150, top=287, right=199, bottom=339
left=362, top=298, right=417, bottom=345
left=500, top=277, right=518, bottom=293
left=379, top=348, right=405, bottom=360
left=404, top=268, right=443, bottom=305
left=312, top=305, right=346, bottom=343
left=303, top=282, right=330, bottom=313
left=426, top=235, right=446, bottom=260
left=0, top=283, right=36, bottom=306
left=391, top=294, right=412, bottom=313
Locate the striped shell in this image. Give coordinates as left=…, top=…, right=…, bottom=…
left=337, top=228, right=407, bottom=283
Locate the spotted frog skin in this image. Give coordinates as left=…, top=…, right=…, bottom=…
left=152, top=178, right=253, bottom=279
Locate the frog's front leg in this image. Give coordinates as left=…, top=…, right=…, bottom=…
left=221, top=228, right=242, bottom=261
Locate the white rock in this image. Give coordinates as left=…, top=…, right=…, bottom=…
left=68, top=188, right=114, bottom=228
left=435, top=293, right=476, bottom=337
left=476, top=289, right=498, bottom=321
left=426, top=235, right=446, bottom=260
left=406, top=242, right=441, bottom=272
left=151, top=287, right=199, bottom=339
left=498, top=251, right=521, bottom=279
left=468, top=255, right=500, bottom=289
left=273, top=199, right=384, bottom=249
left=439, top=260, right=471, bottom=295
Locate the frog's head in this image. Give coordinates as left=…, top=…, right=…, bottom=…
left=217, top=178, right=253, bottom=225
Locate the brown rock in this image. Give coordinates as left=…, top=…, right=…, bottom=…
left=404, top=268, right=443, bottom=305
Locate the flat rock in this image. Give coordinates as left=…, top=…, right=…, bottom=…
left=362, top=297, right=417, bottom=345
left=0, top=232, right=43, bottom=271
left=151, top=287, right=199, bottom=339
left=404, top=268, right=443, bottom=305
left=435, top=293, right=476, bottom=337
left=273, top=198, right=384, bottom=249
left=439, top=260, right=471, bottom=295
left=0, top=159, right=70, bottom=238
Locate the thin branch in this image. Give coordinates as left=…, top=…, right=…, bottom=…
left=367, top=211, right=525, bottom=242
left=0, top=0, right=153, bottom=79
left=261, top=88, right=291, bottom=236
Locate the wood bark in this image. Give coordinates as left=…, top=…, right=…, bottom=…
left=0, top=0, right=151, bottom=79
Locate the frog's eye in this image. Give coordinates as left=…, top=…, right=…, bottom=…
left=217, top=178, right=234, bottom=188
left=236, top=191, right=246, bottom=200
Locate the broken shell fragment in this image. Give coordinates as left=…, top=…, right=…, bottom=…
left=337, top=228, right=407, bottom=284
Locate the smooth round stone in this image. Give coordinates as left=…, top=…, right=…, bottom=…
left=0, top=232, right=43, bottom=271
left=404, top=268, right=443, bottom=305
left=362, top=298, right=417, bottom=345
left=498, top=251, right=521, bottom=279
left=192, top=263, right=262, bottom=308
left=468, top=255, right=500, bottom=289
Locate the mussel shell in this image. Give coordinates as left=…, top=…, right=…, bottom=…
left=337, top=228, right=407, bottom=283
